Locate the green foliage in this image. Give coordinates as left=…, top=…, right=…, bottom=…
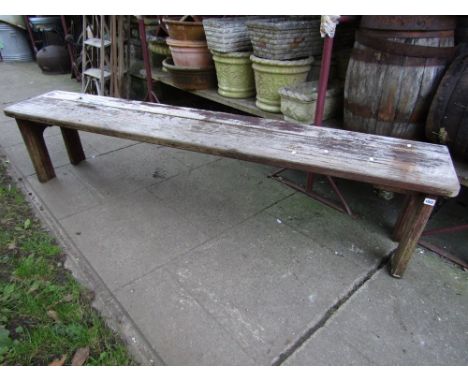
left=0, top=157, right=135, bottom=365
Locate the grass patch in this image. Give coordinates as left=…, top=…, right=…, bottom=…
left=0, top=157, right=136, bottom=365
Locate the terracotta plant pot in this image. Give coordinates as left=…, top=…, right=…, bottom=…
left=166, top=38, right=213, bottom=68
left=162, top=57, right=217, bottom=90
left=212, top=51, right=255, bottom=99
left=250, top=55, right=313, bottom=113
left=163, top=19, right=205, bottom=41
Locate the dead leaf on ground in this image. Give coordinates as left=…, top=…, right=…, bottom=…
left=71, top=347, right=90, bottom=366
left=7, top=241, right=16, bottom=250
left=49, top=354, right=67, bottom=366
left=46, top=310, right=61, bottom=322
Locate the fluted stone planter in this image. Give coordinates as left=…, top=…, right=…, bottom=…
left=212, top=51, right=255, bottom=99
left=250, top=55, right=313, bottom=113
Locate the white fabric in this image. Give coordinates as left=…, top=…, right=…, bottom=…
left=320, top=15, right=341, bottom=38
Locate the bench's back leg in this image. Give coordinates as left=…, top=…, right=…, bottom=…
left=16, top=119, right=56, bottom=183
left=391, top=193, right=436, bottom=278
left=60, top=127, right=86, bottom=165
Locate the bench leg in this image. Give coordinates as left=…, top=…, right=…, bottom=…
left=16, top=119, right=56, bottom=183
left=60, top=127, right=86, bottom=165
left=393, top=194, right=418, bottom=241
left=391, top=193, right=436, bottom=278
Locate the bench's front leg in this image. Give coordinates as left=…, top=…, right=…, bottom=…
left=60, top=127, right=85, bottom=165
left=16, top=119, right=56, bottom=183
left=391, top=193, right=436, bottom=278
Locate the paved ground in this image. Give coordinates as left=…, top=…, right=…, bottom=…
left=1, top=62, right=467, bottom=365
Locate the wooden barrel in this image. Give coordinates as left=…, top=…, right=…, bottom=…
left=426, top=46, right=468, bottom=162
left=456, top=16, right=468, bottom=44
left=344, top=16, right=455, bottom=140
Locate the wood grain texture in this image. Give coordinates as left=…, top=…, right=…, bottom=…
left=391, top=193, right=436, bottom=277
left=393, top=194, right=418, bottom=241
left=344, top=32, right=453, bottom=140
left=4, top=91, right=460, bottom=197
left=16, top=119, right=56, bottom=183
left=60, top=127, right=86, bottom=165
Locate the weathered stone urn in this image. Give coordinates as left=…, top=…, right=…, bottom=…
left=250, top=55, right=313, bottom=113
left=211, top=51, right=255, bottom=99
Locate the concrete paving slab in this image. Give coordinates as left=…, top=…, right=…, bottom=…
left=265, top=191, right=397, bottom=269
left=78, top=131, right=141, bottom=156
left=0, top=122, right=62, bottom=149
left=284, top=251, right=468, bottom=365
left=59, top=188, right=211, bottom=290
left=68, top=143, right=219, bottom=199
left=0, top=118, right=25, bottom=148
left=115, top=267, right=255, bottom=365
left=147, top=158, right=294, bottom=238
left=165, top=211, right=381, bottom=364
left=26, top=166, right=102, bottom=220
left=4, top=134, right=97, bottom=177
left=157, top=146, right=221, bottom=171
left=272, top=169, right=403, bottom=232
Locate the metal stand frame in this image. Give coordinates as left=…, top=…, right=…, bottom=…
left=137, top=16, right=159, bottom=103
left=419, top=213, right=468, bottom=269
left=60, top=16, right=81, bottom=82
left=271, top=16, right=357, bottom=217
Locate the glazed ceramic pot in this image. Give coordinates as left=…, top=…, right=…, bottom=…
left=162, top=57, right=217, bottom=90
left=250, top=54, right=313, bottom=113
left=212, top=51, right=255, bottom=98
left=36, top=45, right=70, bottom=74
left=163, top=19, right=205, bottom=41
left=166, top=38, right=213, bottom=68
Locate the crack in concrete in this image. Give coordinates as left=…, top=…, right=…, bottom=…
left=271, top=254, right=391, bottom=365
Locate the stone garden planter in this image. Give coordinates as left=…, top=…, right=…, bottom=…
left=203, top=17, right=263, bottom=53
left=246, top=17, right=322, bottom=60
left=212, top=51, right=255, bottom=98
left=278, top=81, right=343, bottom=124
left=250, top=55, right=313, bottom=113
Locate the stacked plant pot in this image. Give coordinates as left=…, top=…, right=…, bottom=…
left=162, top=17, right=216, bottom=90
left=203, top=17, right=259, bottom=99
left=246, top=16, right=319, bottom=113
left=147, top=33, right=171, bottom=69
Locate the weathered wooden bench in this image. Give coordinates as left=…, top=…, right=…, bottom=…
left=4, top=91, right=460, bottom=278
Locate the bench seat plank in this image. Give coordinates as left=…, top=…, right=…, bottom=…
left=4, top=90, right=460, bottom=198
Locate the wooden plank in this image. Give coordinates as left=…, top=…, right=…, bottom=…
left=4, top=90, right=460, bottom=197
